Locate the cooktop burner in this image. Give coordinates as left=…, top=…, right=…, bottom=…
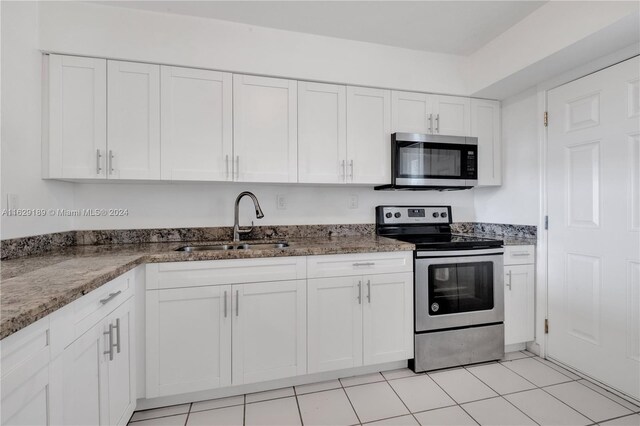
left=375, top=205, right=503, bottom=250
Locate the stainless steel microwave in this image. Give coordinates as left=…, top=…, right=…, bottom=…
left=378, top=133, right=478, bottom=190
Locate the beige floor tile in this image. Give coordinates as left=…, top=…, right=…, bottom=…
left=298, top=389, right=359, bottom=426
left=130, top=404, right=190, bottom=422
left=345, top=381, right=409, bottom=423
left=187, top=405, right=244, bottom=426
left=505, top=389, right=591, bottom=425
left=365, top=414, right=420, bottom=425
left=191, top=395, right=244, bottom=412
left=502, top=357, right=573, bottom=387
left=429, top=368, right=497, bottom=403
left=388, top=375, right=455, bottom=413
left=129, top=414, right=188, bottom=426
left=600, top=414, right=640, bottom=426
left=245, top=397, right=301, bottom=426
left=462, top=396, right=536, bottom=425
left=502, top=351, right=530, bottom=361
left=544, top=381, right=634, bottom=422
left=340, top=372, right=385, bottom=387
left=382, top=368, right=422, bottom=381
left=295, top=379, right=341, bottom=395
left=413, top=406, right=476, bottom=426
left=578, top=380, right=640, bottom=412
left=245, top=387, right=294, bottom=403
left=466, top=362, right=536, bottom=395
left=533, top=358, right=582, bottom=380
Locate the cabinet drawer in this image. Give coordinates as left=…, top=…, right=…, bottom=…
left=73, top=271, right=133, bottom=338
left=504, top=245, right=535, bottom=265
left=146, top=257, right=306, bottom=290
left=307, top=252, right=413, bottom=279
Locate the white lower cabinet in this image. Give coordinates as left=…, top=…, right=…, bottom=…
left=307, top=272, right=413, bottom=374
left=56, top=297, right=136, bottom=426
left=503, top=246, right=536, bottom=346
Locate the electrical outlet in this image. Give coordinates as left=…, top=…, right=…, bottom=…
left=7, top=193, right=18, bottom=210
left=277, top=194, right=287, bottom=210
left=348, top=194, right=358, bottom=209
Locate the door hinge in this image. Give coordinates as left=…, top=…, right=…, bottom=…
left=543, top=111, right=548, bottom=127
left=544, top=319, right=549, bottom=334
left=544, top=215, right=548, bottom=230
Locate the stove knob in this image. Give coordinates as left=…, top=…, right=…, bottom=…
left=432, top=212, right=440, bottom=218
left=394, top=212, right=401, bottom=218
left=385, top=212, right=392, bottom=219
left=441, top=212, right=448, bottom=218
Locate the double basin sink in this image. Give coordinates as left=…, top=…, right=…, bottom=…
left=176, top=242, right=289, bottom=252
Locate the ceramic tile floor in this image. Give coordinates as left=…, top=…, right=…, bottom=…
left=128, top=351, right=640, bottom=426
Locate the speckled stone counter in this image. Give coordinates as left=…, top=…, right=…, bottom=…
left=0, top=236, right=413, bottom=339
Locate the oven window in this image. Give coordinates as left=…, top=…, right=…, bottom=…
left=398, top=143, right=461, bottom=178
left=427, top=262, right=494, bottom=315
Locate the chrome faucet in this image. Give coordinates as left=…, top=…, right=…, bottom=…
left=233, top=191, right=264, bottom=242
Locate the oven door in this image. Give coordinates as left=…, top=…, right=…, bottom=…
left=415, top=248, right=504, bottom=332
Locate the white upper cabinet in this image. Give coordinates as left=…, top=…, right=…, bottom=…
left=233, top=75, right=298, bottom=183
left=432, top=95, right=471, bottom=136
left=161, top=66, right=233, bottom=181
left=391, top=91, right=433, bottom=134
left=346, top=86, right=391, bottom=184
left=298, top=82, right=347, bottom=183
left=472, top=99, right=502, bottom=186
left=107, top=61, right=161, bottom=180
left=44, top=54, right=107, bottom=179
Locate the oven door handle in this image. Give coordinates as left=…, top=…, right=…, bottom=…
left=415, top=248, right=504, bottom=258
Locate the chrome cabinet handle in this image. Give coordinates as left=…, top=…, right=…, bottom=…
left=103, top=324, right=114, bottom=361
left=435, top=114, right=440, bottom=133
left=114, top=318, right=121, bottom=354
left=225, top=155, right=229, bottom=179
left=99, top=290, right=122, bottom=305
left=341, top=160, right=346, bottom=182
left=108, top=150, right=114, bottom=175
left=428, top=113, right=433, bottom=133
left=367, top=280, right=371, bottom=303
left=236, top=156, right=240, bottom=179
left=357, top=281, right=362, bottom=304
left=353, top=262, right=375, bottom=267
left=224, top=290, right=228, bottom=318
left=235, top=290, right=239, bottom=317
left=349, top=160, right=354, bottom=180
left=511, top=252, right=531, bottom=257
left=96, top=149, right=102, bottom=174
left=506, top=271, right=512, bottom=290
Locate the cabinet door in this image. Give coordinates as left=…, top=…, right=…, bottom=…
left=104, top=298, right=136, bottom=426
left=45, top=54, right=107, bottom=179
left=307, top=276, right=363, bottom=373
left=432, top=95, right=471, bottom=136
left=57, top=321, right=108, bottom=426
left=504, top=265, right=535, bottom=345
left=471, top=99, right=502, bottom=186
left=161, top=66, right=232, bottom=181
left=233, top=74, right=298, bottom=183
left=346, top=86, right=391, bottom=184
left=298, top=82, right=347, bottom=183
left=146, top=286, right=231, bottom=397
left=391, top=91, right=433, bottom=134
left=363, top=272, right=413, bottom=365
left=107, top=60, right=160, bottom=180
left=232, top=280, right=306, bottom=385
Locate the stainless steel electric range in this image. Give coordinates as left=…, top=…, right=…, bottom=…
left=376, top=205, right=505, bottom=372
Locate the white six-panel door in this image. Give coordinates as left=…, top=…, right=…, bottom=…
left=307, top=276, right=363, bottom=373
left=146, top=286, right=232, bottom=397
left=45, top=54, right=107, bottom=179
left=298, top=82, right=347, bottom=183
left=107, top=61, right=161, bottom=180
left=346, top=86, right=391, bottom=184
left=232, top=280, right=306, bottom=385
left=233, top=75, right=298, bottom=183
left=547, top=56, right=640, bottom=399
left=160, top=66, right=233, bottom=181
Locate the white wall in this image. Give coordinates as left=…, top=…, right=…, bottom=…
left=473, top=87, right=540, bottom=226
left=0, top=1, right=75, bottom=239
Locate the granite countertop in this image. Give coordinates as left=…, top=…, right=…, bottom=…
left=0, top=236, right=414, bottom=339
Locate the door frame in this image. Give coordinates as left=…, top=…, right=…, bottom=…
left=535, top=49, right=640, bottom=360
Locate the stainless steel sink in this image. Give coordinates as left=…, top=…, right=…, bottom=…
left=176, top=242, right=289, bottom=252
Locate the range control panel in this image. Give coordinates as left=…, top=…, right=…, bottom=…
left=376, top=206, right=451, bottom=225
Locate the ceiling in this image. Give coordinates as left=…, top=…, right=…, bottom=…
left=93, top=1, right=547, bottom=56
